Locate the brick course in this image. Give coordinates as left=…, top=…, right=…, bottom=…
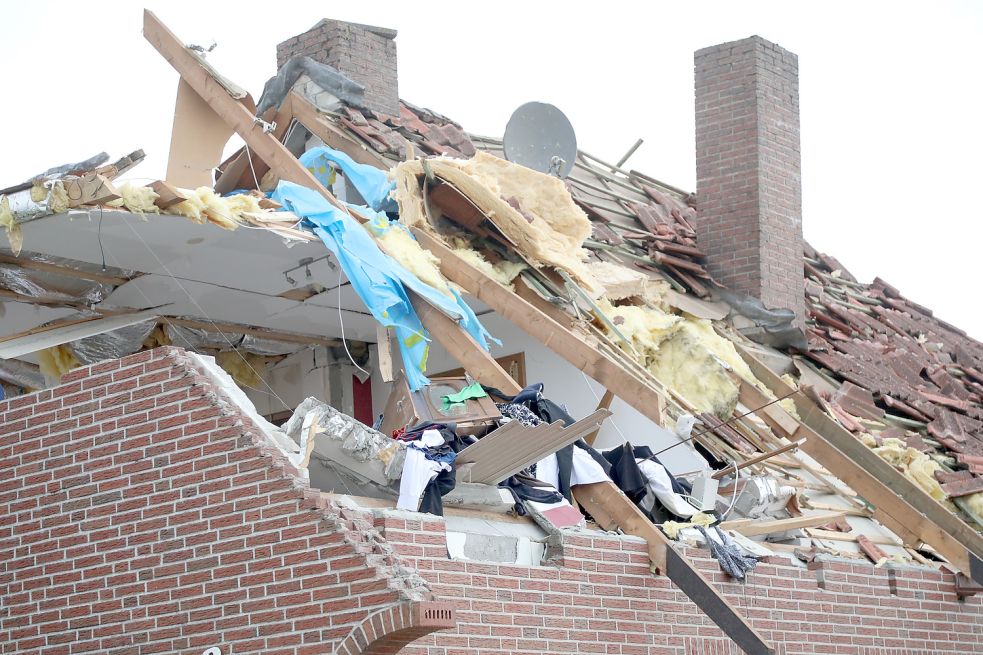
left=695, top=36, right=805, bottom=324
left=276, top=19, right=399, bottom=116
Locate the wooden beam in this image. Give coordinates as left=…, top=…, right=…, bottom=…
left=150, top=180, right=189, bottom=210
left=215, top=96, right=297, bottom=194
left=711, top=439, right=805, bottom=480
left=0, top=253, right=131, bottom=286
left=583, top=390, right=614, bottom=446
left=735, top=344, right=983, bottom=584
left=412, top=228, right=669, bottom=428
left=573, top=481, right=773, bottom=655
left=143, top=10, right=347, bottom=214
left=720, top=511, right=847, bottom=537
left=163, top=317, right=340, bottom=348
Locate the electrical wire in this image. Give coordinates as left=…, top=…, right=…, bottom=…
left=335, top=265, right=370, bottom=379
left=579, top=370, right=627, bottom=444
left=114, top=216, right=292, bottom=412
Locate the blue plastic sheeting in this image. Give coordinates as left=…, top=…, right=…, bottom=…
left=270, top=181, right=497, bottom=391
left=299, top=146, right=397, bottom=213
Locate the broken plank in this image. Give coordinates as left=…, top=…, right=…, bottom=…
left=720, top=511, right=847, bottom=537
left=150, top=180, right=189, bottom=209
left=63, top=173, right=120, bottom=208
left=583, top=390, right=614, bottom=446
left=375, top=324, right=394, bottom=383
left=711, top=439, right=805, bottom=480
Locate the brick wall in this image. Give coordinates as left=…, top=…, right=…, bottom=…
left=2, top=348, right=981, bottom=654
left=694, top=36, right=805, bottom=324
left=374, top=511, right=983, bottom=654
left=276, top=19, right=399, bottom=116
left=0, top=347, right=447, bottom=655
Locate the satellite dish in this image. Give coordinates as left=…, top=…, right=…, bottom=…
left=503, top=102, right=577, bottom=178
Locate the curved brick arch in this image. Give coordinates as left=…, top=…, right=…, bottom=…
left=335, top=601, right=455, bottom=655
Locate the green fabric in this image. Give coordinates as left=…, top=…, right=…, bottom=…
left=441, top=382, right=487, bottom=409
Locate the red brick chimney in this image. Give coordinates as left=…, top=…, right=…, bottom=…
left=694, top=36, right=804, bottom=323
left=276, top=19, right=399, bottom=116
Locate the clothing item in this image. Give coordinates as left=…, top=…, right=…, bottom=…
left=418, top=467, right=456, bottom=516
left=497, top=402, right=543, bottom=427
left=696, top=526, right=758, bottom=580
left=397, top=447, right=448, bottom=511
left=442, top=382, right=487, bottom=408
left=603, top=443, right=648, bottom=504
left=637, top=458, right=700, bottom=519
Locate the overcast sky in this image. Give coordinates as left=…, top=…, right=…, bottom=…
left=3, top=1, right=980, bottom=338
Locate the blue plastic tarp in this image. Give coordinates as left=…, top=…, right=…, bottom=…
left=271, top=181, right=497, bottom=391
left=299, top=146, right=397, bottom=213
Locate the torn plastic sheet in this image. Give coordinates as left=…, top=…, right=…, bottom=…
left=240, top=334, right=304, bottom=356
left=0, top=265, right=112, bottom=304
left=271, top=180, right=496, bottom=391
left=0, top=358, right=45, bottom=390
left=165, top=323, right=242, bottom=351
left=299, top=146, right=396, bottom=212
left=715, top=287, right=807, bottom=350
left=256, top=56, right=365, bottom=116
left=70, top=319, right=157, bottom=365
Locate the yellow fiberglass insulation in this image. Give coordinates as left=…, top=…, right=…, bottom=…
left=964, top=492, right=983, bottom=518
left=873, top=438, right=948, bottom=503
left=779, top=373, right=802, bottom=419
left=588, top=260, right=668, bottom=304
left=393, top=152, right=600, bottom=294
left=30, top=182, right=47, bottom=203
left=0, top=195, right=23, bottom=256
left=216, top=350, right=268, bottom=389
left=143, top=325, right=170, bottom=349
left=452, top=247, right=526, bottom=288
left=368, top=219, right=453, bottom=297
left=38, top=345, right=80, bottom=380
left=107, top=183, right=160, bottom=214
left=598, top=300, right=741, bottom=418
left=166, top=188, right=242, bottom=230
left=48, top=181, right=70, bottom=215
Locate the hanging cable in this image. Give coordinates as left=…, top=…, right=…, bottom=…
left=335, top=265, right=370, bottom=379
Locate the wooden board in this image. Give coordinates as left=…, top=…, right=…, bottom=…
left=456, top=409, right=611, bottom=484
left=720, top=511, right=847, bottom=537
left=165, top=77, right=235, bottom=188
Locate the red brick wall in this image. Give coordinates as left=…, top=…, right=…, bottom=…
left=3, top=348, right=981, bottom=654
left=374, top=512, right=983, bottom=655
left=0, top=348, right=435, bottom=655
left=276, top=19, right=399, bottom=116
left=695, top=36, right=805, bottom=324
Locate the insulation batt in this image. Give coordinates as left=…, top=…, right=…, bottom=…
left=451, top=246, right=526, bottom=288
left=37, top=344, right=80, bottom=381
left=215, top=350, right=268, bottom=389
left=368, top=219, right=453, bottom=297
left=0, top=196, right=23, bottom=256
left=164, top=188, right=262, bottom=230
left=872, top=437, right=950, bottom=504
left=599, top=299, right=754, bottom=418
left=393, top=152, right=600, bottom=294
left=107, top=183, right=160, bottom=214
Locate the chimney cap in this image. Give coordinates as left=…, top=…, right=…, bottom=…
left=307, top=18, right=397, bottom=40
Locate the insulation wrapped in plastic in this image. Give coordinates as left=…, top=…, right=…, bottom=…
left=0, top=358, right=46, bottom=390
left=69, top=319, right=158, bottom=365
left=165, top=323, right=242, bottom=351
left=5, top=249, right=136, bottom=279
left=0, top=264, right=112, bottom=303
left=240, top=334, right=304, bottom=356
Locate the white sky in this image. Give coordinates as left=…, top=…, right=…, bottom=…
left=3, top=1, right=981, bottom=338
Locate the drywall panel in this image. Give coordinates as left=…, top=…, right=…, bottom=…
left=0, top=302, right=79, bottom=339
left=0, top=309, right=159, bottom=359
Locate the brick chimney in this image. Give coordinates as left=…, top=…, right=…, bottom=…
left=276, top=19, right=399, bottom=116
left=694, top=36, right=804, bottom=323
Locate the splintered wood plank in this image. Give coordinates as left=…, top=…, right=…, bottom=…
left=63, top=173, right=120, bottom=208
left=376, top=324, right=394, bottom=383
left=150, top=180, right=189, bottom=209
left=583, top=390, right=614, bottom=446
left=720, top=511, right=847, bottom=537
